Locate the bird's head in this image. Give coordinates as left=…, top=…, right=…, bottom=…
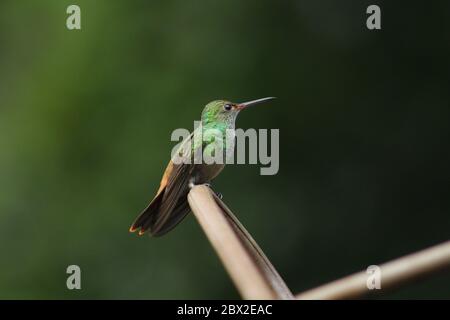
left=201, top=97, right=275, bottom=125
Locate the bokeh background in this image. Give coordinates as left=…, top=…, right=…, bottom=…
left=0, top=0, right=449, bottom=299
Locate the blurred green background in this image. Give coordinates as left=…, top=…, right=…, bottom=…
left=0, top=0, right=449, bottom=299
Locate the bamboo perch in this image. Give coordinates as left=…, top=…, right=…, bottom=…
left=188, top=185, right=294, bottom=300
left=296, top=240, right=450, bottom=300
left=187, top=185, right=449, bottom=300
left=212, top=191, right=294, bottom=299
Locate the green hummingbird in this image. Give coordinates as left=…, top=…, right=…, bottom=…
left=130, top=97, right=275, bottom=237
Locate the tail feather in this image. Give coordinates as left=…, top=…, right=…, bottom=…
left=150, top=196, right=190, bottom=236
left=129, top=188, right=191, bottom=237
left=129, top=190, right=165, bottom=234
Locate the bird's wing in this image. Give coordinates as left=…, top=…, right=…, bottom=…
left=151, top=161, right=194, bottom=234
left=155, top=129, right=196, bottom=196
left=150, top=131, right=198, bottom=235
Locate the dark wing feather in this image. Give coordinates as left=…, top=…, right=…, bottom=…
left=130, top=131, right=197, bottom=236
left=149, top=195, right=191, bottom=236
left=129, top=189, right=165, bottom=233
left=150, top=162, right=194, bottom=235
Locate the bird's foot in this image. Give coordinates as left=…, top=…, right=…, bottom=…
left=201, top=183, right=222, bottom=199
left=189, top=180, right=213, bottom=190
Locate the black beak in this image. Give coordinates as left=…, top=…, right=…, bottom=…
left=236, top=97, right=276, bottom=110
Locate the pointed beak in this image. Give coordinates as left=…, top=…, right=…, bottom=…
left=236, top=97, right=276, bottom=110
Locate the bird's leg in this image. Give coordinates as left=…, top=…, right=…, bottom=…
left=189, top=178, right=213, bottom=190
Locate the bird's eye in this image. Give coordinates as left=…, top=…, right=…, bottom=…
left=224, top=104, right=232, bottom=111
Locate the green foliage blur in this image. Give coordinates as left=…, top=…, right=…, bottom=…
left=0, top=0, right=449, bottom=299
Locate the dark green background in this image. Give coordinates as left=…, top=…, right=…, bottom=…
left=0, top=1, right=449, bottom=299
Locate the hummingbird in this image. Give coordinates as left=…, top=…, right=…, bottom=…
left=129, top=97, right=275, bottom=237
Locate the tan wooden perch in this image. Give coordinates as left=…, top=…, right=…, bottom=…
left=187, top=184, right=450, bottom=300
left=188, top=185, right=293, bottom=300
left=296, top=240, right=450, bottom=299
